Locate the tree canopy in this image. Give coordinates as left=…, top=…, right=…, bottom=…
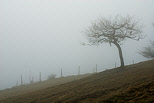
left=85, top=15, right=143, bottom=45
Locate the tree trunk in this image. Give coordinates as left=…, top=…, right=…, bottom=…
left=113, top=42, right=125, bottom=69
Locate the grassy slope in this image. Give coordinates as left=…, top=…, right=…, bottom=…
left=0, top=60, right=154, bottom=103
left=0, top=74, right=92, bottom=101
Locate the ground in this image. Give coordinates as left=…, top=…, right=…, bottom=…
left=0, top=59, right=154, bottom=103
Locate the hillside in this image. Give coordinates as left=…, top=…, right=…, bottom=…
left=0, top=60, right=154, bottom=103
left=0, top=74, right=92, bottom=101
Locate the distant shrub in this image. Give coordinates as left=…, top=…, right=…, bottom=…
left=47, top=74, right=56, bottom=80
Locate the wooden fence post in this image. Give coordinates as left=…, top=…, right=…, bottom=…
left=21, top=75, right=23, bottom=86
left=132, top=60, right=134, bottom=64
left=39, top=72, right=41, bottom=82
left=96, top=64, right=97, bottom=73
left=78, top=66, right=80, bottom=75
left=61, top=68, right=63, bottom=77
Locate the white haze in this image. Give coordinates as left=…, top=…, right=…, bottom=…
left=0, top=0, right=154, bottom=90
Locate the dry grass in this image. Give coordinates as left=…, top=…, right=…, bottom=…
left=0, top=59, right=154, bottom=103
left=0, top=74, right=92, bottom=101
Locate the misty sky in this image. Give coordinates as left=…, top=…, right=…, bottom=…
left=0, top=0, right=154, bottom=90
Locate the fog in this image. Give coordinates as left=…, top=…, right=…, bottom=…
left=0, top=0, right=154, bottom=90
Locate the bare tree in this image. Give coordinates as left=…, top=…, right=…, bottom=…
left=84, top=15, right=144, bottom=69
left=139, top=23, right=154, bottom=58
left=139, top=41, right=154, bottom=58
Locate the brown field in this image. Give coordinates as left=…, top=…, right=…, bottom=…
left=0, top=74, right=92, bottom=101
left=0, top=59, right=154, bottom=103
